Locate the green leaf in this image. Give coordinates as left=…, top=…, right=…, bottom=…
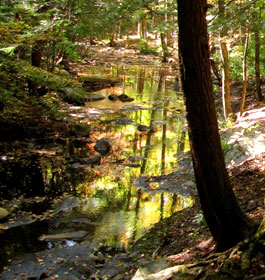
left=257, top=0, right=264, bottom=7
left=0, top=45, right=17, bottom=55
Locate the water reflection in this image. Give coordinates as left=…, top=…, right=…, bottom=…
left=51, top=186, right=193, bottom=251
left=57, top=65, right=193, bottom=249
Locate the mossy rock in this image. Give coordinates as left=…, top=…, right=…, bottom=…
left=81, top=77, right=120, bottom=92
left=0, top=207, right=9, bottom=220
left=58, top=87, right=105, bottom=105
left=70, top=123, right=90, bottom=137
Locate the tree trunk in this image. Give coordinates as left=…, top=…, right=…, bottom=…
left=220, top=42, right=233, bottom=119
left=160, top=32, right=169, bottom=62
left=240, top=32, right=250, bottom=116
left=177, top=0, right=253, bottom=251
left=254, top=28, right=263, bottom=102
left=218, top=0, right=233, bottom=119
left=28, top=42, right=42, bottom=95
left=140, top=17, right=147, bottom=40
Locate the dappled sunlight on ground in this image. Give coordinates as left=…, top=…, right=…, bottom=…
left=221, top=106, right=265, bottom=167
left=238, top=106, right=265, bottom=121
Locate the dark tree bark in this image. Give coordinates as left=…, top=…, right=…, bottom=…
left=28, top=42, right=42, bottom=95
left=177, top=0, right=253, bottom=251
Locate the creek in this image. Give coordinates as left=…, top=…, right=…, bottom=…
left=0, top=65, right=196, bottom=276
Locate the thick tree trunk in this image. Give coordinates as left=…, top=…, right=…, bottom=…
left=177, top=0, right=253, bottom=251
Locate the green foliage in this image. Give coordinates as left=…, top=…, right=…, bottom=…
left=221, top=139, right=234, bottom=155
left=139, top=39, right=159, bottom=55
left=208, top=0, right=265, bottom=85
left=193, top=212, right=207, bottom=227
left=218, top=116, right=235, bottom=130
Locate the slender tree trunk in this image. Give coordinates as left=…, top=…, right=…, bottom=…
left=177, top=0, right=253, bottom=251
left=220, top=42, right=233, bottom=119
left=160, top=32, right=169, bottom=62
left=140, top=17, right=147, bottom=39
left=139, top=16, right=148, bottom=53
left=240, top=32, right=250, bottom=116
left=137, top=68, right=145, bottom=94
left=28, top=42, right=42, bottom=95
left=254, top=28, right=263, bottom=102
left=218, top=0, right=233, bottom=119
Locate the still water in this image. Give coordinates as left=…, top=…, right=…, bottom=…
left=0, top=65, right=194, bottom=269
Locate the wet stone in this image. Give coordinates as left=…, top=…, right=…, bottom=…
left=128, top=156, right=145, bottom=162
left=118, top=93, right=134, bottom=102
left=0, top=241, right=100, bottom=280
left=85, top=93, right=106, bottom=101
left=80, top=156, right=101, bottom=165
left=121, top=104, right=147, bottom=112
left=39, top=230, right=88, bottom=241
left=134, top=171, right=196, bottom=195
left=123, top=163, right=141, bottom=168
left=115, top=118, right=134, bottom=125
left=108, top=94, right=119, bottom=101
left=71, top=162, right=87, bottom=169
left=137, top=124, right=150, bottom=132
left=94, top=138, right=112, bottom=155
left=53, top=196, right=80, bottom=213
left=81, top=77, right=120, bottom=92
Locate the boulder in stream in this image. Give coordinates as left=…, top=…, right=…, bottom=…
left=94, top=138, right=112, bottom=155
left=108, top=94, right=119, bottom=101
left=118, top=93, right=134, bottom=102
left=81, top=77, right=120, bottom=92
left=137, top=124, right=150, bottom=132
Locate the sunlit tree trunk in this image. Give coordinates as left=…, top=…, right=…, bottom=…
left=240, top=31, right=250, bottom=116
left=140, top=17, right=147, bottom=39
left=254, top=26, right=263, bottom=102
left=139, top=16, right=148, bottom=53
left=218, top=0, right=233, bottom=119
left=160, top=32, right=169, bottom=62
left=220, top=42, right=233, bottom=119
left=160, top=0, right=169, bottom=62
left=177, top=0, right=253, bottom=251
